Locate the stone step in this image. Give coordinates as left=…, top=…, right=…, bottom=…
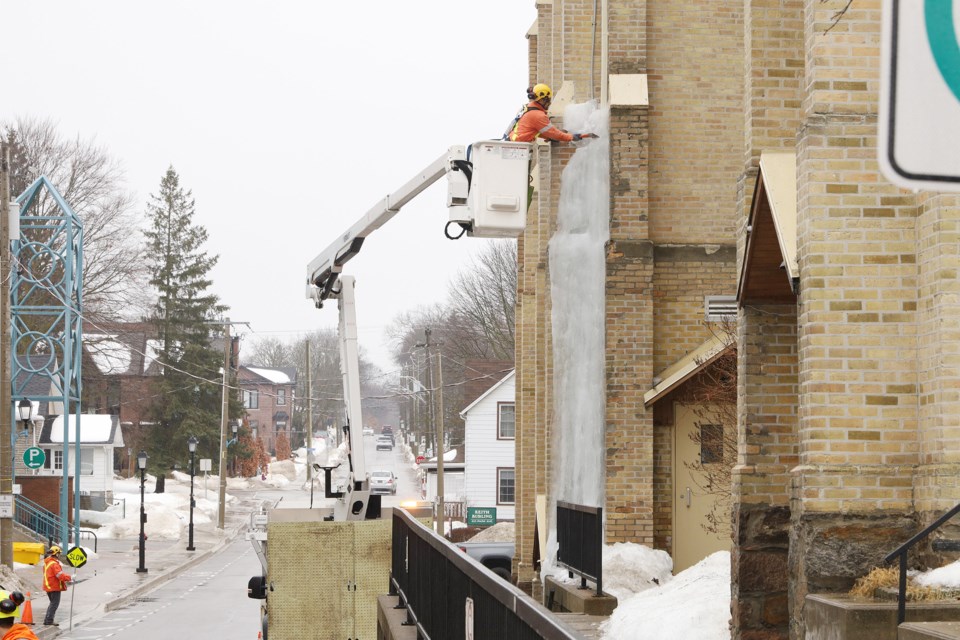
left=806, top=594, right=960, bottom=640
left=900, top=621, right=960, bottom=640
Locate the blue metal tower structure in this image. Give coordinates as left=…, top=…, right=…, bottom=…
left=12, top=176, right=83, bottom=548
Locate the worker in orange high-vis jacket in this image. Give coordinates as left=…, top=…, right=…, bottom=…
left=508, top=84, right=598, bottom=144
left=41, top=546, right=71, bottom=627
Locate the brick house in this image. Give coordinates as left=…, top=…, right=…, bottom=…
left=82, top=322, right=162, bottom=471
left=237, top=365, right=297, bottom=455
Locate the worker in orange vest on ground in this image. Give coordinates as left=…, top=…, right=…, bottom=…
left=507, top=84, right=598, bottom=144
left=41, top=546, right=71, bottom=627
left=0, top=591, right=37, bottom=640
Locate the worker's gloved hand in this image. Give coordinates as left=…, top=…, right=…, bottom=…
left=573, top=133, right=599, bottom=141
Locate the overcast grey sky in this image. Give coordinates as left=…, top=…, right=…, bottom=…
left=2, top=0, right=534, bottom=372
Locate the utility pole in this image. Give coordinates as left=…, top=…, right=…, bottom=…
left=422, top=328, right=445, bottom=535
left=218, top=320, right=231, bottom=530
left=0, top=143, right=12, bottom=567
left=306, top=341, right=312, bottom=485
left=210, top=318, right=247, bottom=530
left=435, top=341, right=445, bottom=533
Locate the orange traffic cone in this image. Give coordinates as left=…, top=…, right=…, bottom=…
left=20, top=592, right=33, bottom=625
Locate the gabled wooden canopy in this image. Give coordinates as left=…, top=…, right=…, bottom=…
left=644, top=335, right=729, bottom=408
left=738, top=152, right=798, bottom=304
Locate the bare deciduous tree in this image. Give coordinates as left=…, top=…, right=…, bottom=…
left=821, top=0, right=854, bottom=33
left=447, top=240, right=517, bottom=360
left=4, top=117, right=151, bottom=321
left=243, top=335, right=292, bottom=368
left=244, top=329, right=395, bottom=447
left=676, top=321, right=737, bottom=535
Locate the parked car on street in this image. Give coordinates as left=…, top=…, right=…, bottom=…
left=376, top=436, right=394, bottom=451
left=369, top=470, right=397, bottom=495
left=457, top=541, right=515, bottom=581
left=381, top=425, right=395, bottom=446
left=362, top=427, right=375, bottom=436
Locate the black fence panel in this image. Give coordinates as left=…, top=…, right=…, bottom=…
left=556, top=501, right=603, bottom=596
left=390, top=509, right=585, bottom=640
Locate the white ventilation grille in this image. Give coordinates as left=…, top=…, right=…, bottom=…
left=705, top=295, right=737, bottom=322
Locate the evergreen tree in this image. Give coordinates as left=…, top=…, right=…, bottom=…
left=143, top=167, right=233, bottom=488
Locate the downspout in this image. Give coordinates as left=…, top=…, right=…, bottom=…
left=600, top=0, right=608, bottom=106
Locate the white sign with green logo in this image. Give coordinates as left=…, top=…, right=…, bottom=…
left=880, top=0, right=960, bottom=190
left=23, top=447, right=45, bottom=469
left=466, top=507, right=497, bottom=526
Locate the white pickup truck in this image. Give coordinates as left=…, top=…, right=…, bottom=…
left=456, top=540, right=515, bottom=581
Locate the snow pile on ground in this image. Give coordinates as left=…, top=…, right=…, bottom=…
left=601, top=551, right=731, bottom=640
left=269, top=459, right=299, bottom=483
left=598, top=543, right=673, bottom=603
left=92, top=472, right=234, bottom=541
left=916, top=560, right=960, bottom=587
left=468, top=522, right=515, bottom=543
left=541, top=541, right=672, bottom=603
left=0, top=563, right=32, bottom=593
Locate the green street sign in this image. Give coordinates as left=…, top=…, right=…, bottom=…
left=23, top=447, right=45, bottom=469
left=466, top=507, right=497, bottom=526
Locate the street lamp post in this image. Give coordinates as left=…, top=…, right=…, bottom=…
left=136, top=450, right=148, bottom=573
left=16, top=399, right=32, bottom=432
left=187, top=436, right=198, bottom=551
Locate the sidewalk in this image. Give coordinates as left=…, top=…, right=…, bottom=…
left=14, top=498, right=259, bottom=639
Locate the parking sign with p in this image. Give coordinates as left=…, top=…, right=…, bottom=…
left=23, top=447, right=45, bottom=469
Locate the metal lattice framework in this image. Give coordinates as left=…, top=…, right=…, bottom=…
left=13, top=176, right=83, bottom=547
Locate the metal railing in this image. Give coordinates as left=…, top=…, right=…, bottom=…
left=556, top=501, right=603, bottom=596
left=15, top=495, right=63, bottom=543
left=443, top=501, right=465, bottom=520
left=884, top=502, right=960, bottom=625
left=73, top=528, right=98, bottom=553
left=390, top=508, right=585, bottom=640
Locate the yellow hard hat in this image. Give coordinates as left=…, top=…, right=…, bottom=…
left=0, top=591, right=23, bottom=619
left=47, top=545, right=62, bottom=556
left=532, top=83, right=552, bottom=101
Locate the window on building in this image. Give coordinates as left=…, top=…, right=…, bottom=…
left=700, top=424, right=724, bottom=464
left=498, top=403, right=516, bottom=439
left=244, top=390, right=259, bottom=409
left=277, top=388, right=286, bottom=406
left=43, top=449, right=64, bottom=471
left=497, top=468, right=515, bottom=504
left=276, top=421, right=287, bottom=433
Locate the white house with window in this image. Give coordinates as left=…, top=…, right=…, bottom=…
left=460, top=370, right=515, bottom=521
left=36, top=414, right=124, bottom=508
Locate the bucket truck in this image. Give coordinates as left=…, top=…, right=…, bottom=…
left=247, top=140, right=530, bottom=640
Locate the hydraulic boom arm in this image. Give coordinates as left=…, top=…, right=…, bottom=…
left=306, top=145, right=470, bottom=307
left=306, top=140, right=530, bottom=522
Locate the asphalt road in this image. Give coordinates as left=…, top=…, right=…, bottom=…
left=54, top=538, right=261, bottom=640
left=52, top=439, right=418, bottom=639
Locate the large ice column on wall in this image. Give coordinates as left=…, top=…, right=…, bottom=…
left=549, top=101, right=610, bottom=510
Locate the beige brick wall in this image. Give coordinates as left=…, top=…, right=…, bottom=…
left=744, top=0, right=805, bottom=168
left=647, top=0, right=743, bottom=244
left=736, top=305, right=800, bottom=504
left=795, top=119, right=919, bottom=512
left=518, top=0, right=743, bottom=562
left=652, top=248, right=737, bottom=374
